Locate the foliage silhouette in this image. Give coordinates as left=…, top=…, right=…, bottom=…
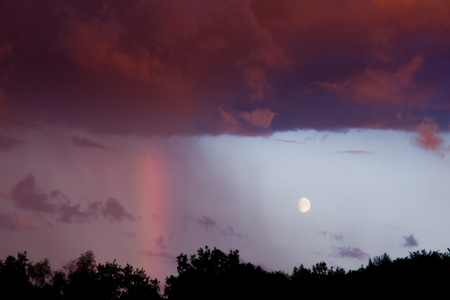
left=2, top=247, right=450, bottom=299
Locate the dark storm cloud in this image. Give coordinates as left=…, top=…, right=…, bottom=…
left=403, top=234, right=419, bottom=247
left=71, top=136, right=109, bottom=150
left=8, top=174, right=134, bottom=223
left=1, top=1, right=450, bottom=137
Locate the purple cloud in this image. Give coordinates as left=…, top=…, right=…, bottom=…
left=197, top=215, right=217, bottom=230
left=71, top=136, right=109, bottom=149
left=9, top=174, right=134, bottom=224
left=10, top=174, right=56, bottom=213
left=0, top=135, right=25, bottom=152
left=334, top=246, right=370, bottom=260
left=0, top=213, right=19, bottom=231
left=59, top=201, right=102, bottom=223
left=101, top=198, right=134, bottom=222
left=403, top=234, right=419, bottom=247
left=219, top=225, right=249, bottom=241
left=155, top=236, right=167, bottom=249
left=271, top=138, right=303, bottom=144
left=140, top=251, right=177, bottom=264
left=322, top=231, right=344, bottom=242
left=336, top=151, right=373, bottom=155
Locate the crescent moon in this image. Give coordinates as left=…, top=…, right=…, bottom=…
left=298, top=197, right=311, bottom=213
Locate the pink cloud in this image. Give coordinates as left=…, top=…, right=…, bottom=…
left=412, top=118, right=445, bottom=155
left=317, top=56, right=424, bottom=104
left=240, top=108, right=277, bottom=129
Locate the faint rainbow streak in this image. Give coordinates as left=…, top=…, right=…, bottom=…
left=134, top=150, right=172, bottom=279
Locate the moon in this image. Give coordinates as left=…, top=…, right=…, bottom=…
left=298, top=197, right=311, bottom=213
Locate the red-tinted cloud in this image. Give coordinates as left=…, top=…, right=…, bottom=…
left=240, top=108, right=277, bottom=129
left=317, top=56, right=425, bottom=104
left=412, top=118, right=446, bottom=155
left=1, top=0, right=450, bottom=136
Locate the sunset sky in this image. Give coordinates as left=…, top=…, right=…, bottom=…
left=1, top=0, right=450, bottom=282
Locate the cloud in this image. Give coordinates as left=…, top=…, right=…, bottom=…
left=184, top=214, right=249, bottom=241
left=10, top=174, right=56, bottom=213
left=8, top=174, right=134, bottom=223
left=271, top=138, right=303, bottom=144
left=2, top=1, right=450, bottom=136
left=0, top=213, right=20, bottom=231
left=322, top=231, right=344, bottom=241
left=155, top=236, right=167, bottom=249
left=59, top=201, right=102, bottom=223
left=0, top=135, right=25, bottom=152
left=336, top=150, right=373, bottom=155
left=71, top=136, right=109, bottom=149
left=197, top=215, right=217, bottom=230
left=0, top=212, right=40, bottom=231
left=412, top=118, right=446, bottom=155
left=101, top=198, right=134, bottom=222
left=333, top=246, right=370, bottom=260
left=402, top=234, right=419, bottom=247
left=61, top=19, right=167, bottom=83
left=240, top=108, right=277, bottom=129
left=140, top=251, right=177, bottom=264
left=317, top=56, right=424, bottom=104
left=219, top=225, right=249, bottom=241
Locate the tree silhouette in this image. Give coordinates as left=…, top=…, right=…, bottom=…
left=3, top=247, right=450, bottom=299
left=0, top=252, right=33, bottom=299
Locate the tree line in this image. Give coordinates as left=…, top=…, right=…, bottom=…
left=1, top=246, right=449, bottom=299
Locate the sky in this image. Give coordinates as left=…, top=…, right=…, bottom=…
left=1, top=0, right=450, bottom=282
